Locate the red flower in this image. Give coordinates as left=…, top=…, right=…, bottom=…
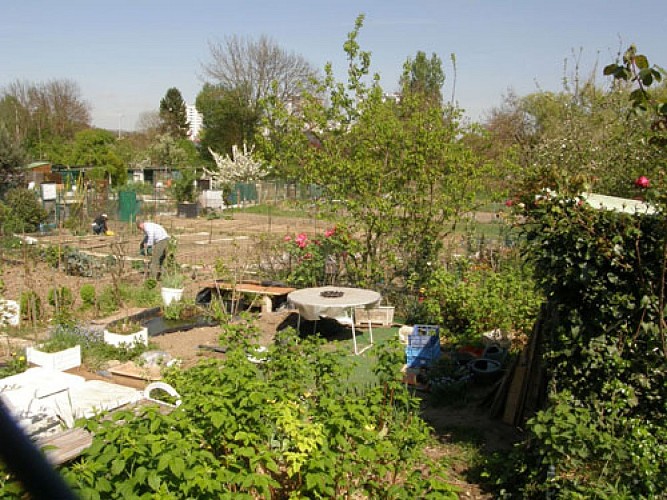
left=635, top=176, right=650, bottom=189
left=505, top=199, right=514, bottom=207
left=324, top=227, right=336, bottom=238
left=295, top=233, right=308, bottom=248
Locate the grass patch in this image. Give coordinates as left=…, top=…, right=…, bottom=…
left=233, top=203, right=312, bottom=218
left=328, top=326, right=401, bottom=387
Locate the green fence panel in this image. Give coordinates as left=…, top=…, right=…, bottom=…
left=118, top=190, right=140, bottom=222
left=227, top=183, right=258, bottom=205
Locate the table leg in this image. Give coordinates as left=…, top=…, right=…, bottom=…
left=351, top=310, right=359, bottom=355
left=368, top=319, right=373, bottom=346
left=352, top=309, right=375, bottom=355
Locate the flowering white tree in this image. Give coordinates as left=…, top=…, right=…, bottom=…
left=205, top=143, right=269, bottom=190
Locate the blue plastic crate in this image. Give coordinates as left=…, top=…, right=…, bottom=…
left=412, top=325, right=440, bottom=336
left=408, top=334, right=439, bottom=348
left=406, top=353, right=439, bottom=368
left=406, top=345, right=440, bottom=358
left=406, top=343, right=441, bottom=368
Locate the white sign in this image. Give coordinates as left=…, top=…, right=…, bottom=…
left=41, top=183, right=57, bottom=201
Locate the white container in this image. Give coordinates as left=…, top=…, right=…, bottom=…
left=354, top=306, right=395, bottom=327
left=161, top=287, right=184, bottom=306
left=103, top=327, right=148, bottom=347
left=26, top=345, right=81, bottom=371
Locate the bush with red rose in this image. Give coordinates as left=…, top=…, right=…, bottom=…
left=279, top=227, right=358, bottom=287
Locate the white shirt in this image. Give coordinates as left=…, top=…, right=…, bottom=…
left=142, top=222, right=169, bottom=246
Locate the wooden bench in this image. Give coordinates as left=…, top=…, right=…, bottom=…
left=203, top=281, right=296, bottom=313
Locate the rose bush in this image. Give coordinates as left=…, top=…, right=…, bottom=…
left=281, top=227, right=357, bottom=287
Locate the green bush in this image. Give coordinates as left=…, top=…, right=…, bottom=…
left=414, top=259, right=542, bottom=345
left=491, top=195, right=667, bottom=497
left=79, top=284, right=96, bottom=307
left=0, top=188, right=48, bottom=233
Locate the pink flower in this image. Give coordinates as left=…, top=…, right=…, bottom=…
left=635, top=176, right=650, bottom=189
left=295, top=233, right=308, bottom=248
left=324, top=228, right=336, bottom=238
left=505, top=199, right=514, bottom=207
left=283, top=235, right=292, bottom=242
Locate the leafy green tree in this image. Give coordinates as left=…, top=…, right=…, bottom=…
left=260, top=15, right=486, bottom=288
left=67, top=129, right=126, bottom=186
left=143, top=133, right=202, bottom=169
left=159, top=87, right=189, bottom=139
left=399, top=50, right=445, bottom=106
left=195, top=83, right=260, bottom=159
left=0, top=124, right=26, bottom=197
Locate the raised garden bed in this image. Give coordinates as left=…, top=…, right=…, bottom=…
left=106, top=307, right=218, bottom=337
left=26, top=345, right=81, bottom=371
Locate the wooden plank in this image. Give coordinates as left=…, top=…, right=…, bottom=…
left=38, top=428, right=93, bottom=465
left=205, top=282, right=296, bottom=296
left=108, top=361, right=161, bottom=381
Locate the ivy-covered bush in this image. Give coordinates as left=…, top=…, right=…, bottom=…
left=494, top=195, right=667, bottom=497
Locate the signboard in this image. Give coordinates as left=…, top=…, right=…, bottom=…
left=41, top=183, right=57, bottom=201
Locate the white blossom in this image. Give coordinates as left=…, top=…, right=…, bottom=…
left=205, top=143, right=270, bottom=190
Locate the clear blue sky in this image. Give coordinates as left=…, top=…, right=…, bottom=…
left=2, top=0, right=665, bottom=131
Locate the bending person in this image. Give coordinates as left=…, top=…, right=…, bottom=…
left=92, top=213, right=108, bottom=235
left=137, top=220, right=170, bottom=280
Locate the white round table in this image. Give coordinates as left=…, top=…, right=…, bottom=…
left=288, top=286, right=382, bottom=355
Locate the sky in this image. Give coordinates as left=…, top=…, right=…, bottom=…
left=2, top=1, right=666, bottom=132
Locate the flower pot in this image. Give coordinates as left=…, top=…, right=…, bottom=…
left=26, top=345, right=81, bottom=371
left=103, top=326, right=148, bottom=347
left=161, top=287, right=184, bottom=306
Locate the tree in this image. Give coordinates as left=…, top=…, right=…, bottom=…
left=159, top=88, right=189, bottom=139
left=66, top=129, right=126, bottom=186
left=195, top=83, right=260, bottom=159
left=0, top=124, right=26, bottom=198
left=399, top=51, right=445, bottom=106
left=259, top=15, right=486, bottom=288
left=201, top=34, right=318, bottom=112
left=143, top=133, right=197, bottom=169
left=205, top=143, right=268, bottom=190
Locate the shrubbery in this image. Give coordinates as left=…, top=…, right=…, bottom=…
left=0, top=188, right=48, bottom=233
left=411, top=257, right=542, bottom=346
left=43, top=329, right=460, bottom=498
left=490, top=195, right=667, bottom=497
